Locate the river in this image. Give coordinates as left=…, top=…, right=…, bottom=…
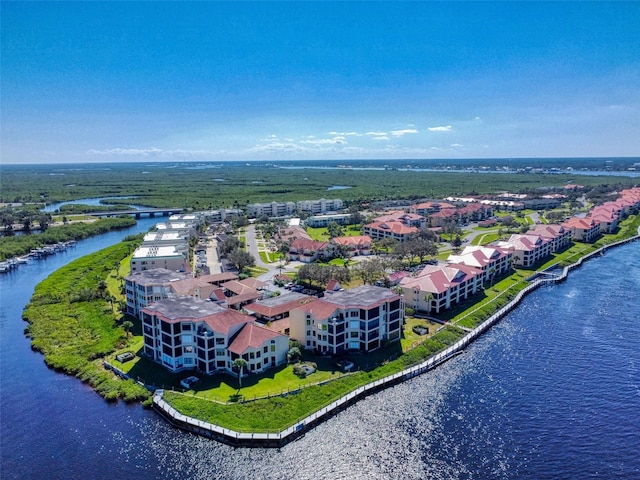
left=1, top=223, right=639, bottom=479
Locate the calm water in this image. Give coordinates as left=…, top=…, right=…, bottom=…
left=1, top=227, right=639, bottom=479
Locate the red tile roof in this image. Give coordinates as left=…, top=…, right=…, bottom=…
left=228, top=323, right=283, bottom=355
left=244, top=293, right=317, bottom=318
left=365, top=221, right=418, bottom=235
left=239, top=277, right=268, bottom=290
left=562, top=217, right=598, bottom=230
left=400, top=264, right=483, bottom=294
left=221, top=279, right=258, bottom=295
left=290, top=238, right=330, bottom=252
left=332, top=235, right=372, bottom=247
left=198, top=272, right=239, bottom=284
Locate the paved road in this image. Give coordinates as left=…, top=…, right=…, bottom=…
left=205, top=237, right=222, bottom=274
left=244, top=224, right=271, bottom=269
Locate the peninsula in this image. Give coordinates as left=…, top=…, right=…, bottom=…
left=18, top=174, right=640, bottom=445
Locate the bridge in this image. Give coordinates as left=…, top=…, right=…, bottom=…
left=91, top=208, right=183, bottom=219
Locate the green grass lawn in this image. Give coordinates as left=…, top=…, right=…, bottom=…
left=306, top=225, right=362, bottom=242
left=471, top=231, right=501, bottom=246
left=401, top=316, right=439, bottom=351
left=162, top=325, right=464, bottom=432
left=247, top=266, right=269, bottom=277
left=306, top=227, right=330, bottom=241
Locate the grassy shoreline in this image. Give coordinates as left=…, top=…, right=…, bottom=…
left=22, top=236, right=150, bottom=402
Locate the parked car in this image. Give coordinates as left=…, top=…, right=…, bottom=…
left=116, top=351, right=135, bottom=363
left=180, top=376, right=199, bottom=389
left=335, top=360, right=354, bottom=372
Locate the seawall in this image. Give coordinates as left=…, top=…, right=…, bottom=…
left=152, top=232, right=640, bottom=447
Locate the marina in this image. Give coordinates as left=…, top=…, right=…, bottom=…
left=0, top=240, right=76, bottom=272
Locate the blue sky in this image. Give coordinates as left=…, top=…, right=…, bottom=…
left=1, top=1, right=639, bottom=164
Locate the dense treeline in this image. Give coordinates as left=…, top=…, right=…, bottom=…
left=22, top=239, right=149, bottom=401
left=0, top=216, right=136, bottom=260
left=2, top=162, right=637, bottom=209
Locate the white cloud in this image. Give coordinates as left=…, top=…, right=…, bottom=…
left=450, top=143, right=464, bottom=147
left=245, top=142, right=309, bottom=154
left=427, top=125, right=452, bottom=132
left=371, top=136, right=389, bottom=141
left=301, top=136, right=346, bottom=145
left=390, top=129, right=418, bottom=137
left=328, top=131, right=361, bottom=136
left=365, top=131, right=387, bottom=136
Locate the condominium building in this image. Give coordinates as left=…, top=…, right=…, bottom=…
left=125, top=268, right=191, bottom=317
left=363, top=221, right=418, bottom=243
left=399, top=264, right=484, bottom=314
left=141, top=296, right=289, bottom=375
left=446, top=245, right=513, bottom=283
left=495, top=234, right=553, bottom=267
left=289, top=285, right=404, bottom=355
left=561, top=217, right=601, bottom=243
left=246, top=201, right=297, bottom=218
left=296, top=198, right=344, bottom=214
left=130, top=244, right=187, bottom=273
left=527, top=224, right=572, bottom=252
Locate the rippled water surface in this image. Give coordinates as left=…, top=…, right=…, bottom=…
left=1, top=235, right=639, bottom=479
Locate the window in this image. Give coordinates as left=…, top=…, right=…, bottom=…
left=271, top=345, right=276, bottom=352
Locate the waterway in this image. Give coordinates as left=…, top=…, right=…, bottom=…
left=1, top=224, right=639, bottom=479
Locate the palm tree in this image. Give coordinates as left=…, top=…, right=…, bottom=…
left=232, top=358, right=248, bottom=389
left=423, top=293, right=434, bottom=313
left=106, top=294, right=116, bottom=312
left=122, top=320, right=134, bottom=338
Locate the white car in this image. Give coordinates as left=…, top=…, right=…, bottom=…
left=180, top=376, right=199, bottom=389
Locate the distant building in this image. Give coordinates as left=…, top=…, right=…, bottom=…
left=288, top=238, right=333, bottom=263
left=296, top=198, right=344, bottom=214
left=305, top=213, right=352, bottom=227
left=130, top=244, right=188, bottom=273
left=247, top=201, right=296, bottom=218
left=363, top=221, right=418, bottom=243
left=331, top=235, right=373, bottom=256
left=562, top=217, right=601, bottom=243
